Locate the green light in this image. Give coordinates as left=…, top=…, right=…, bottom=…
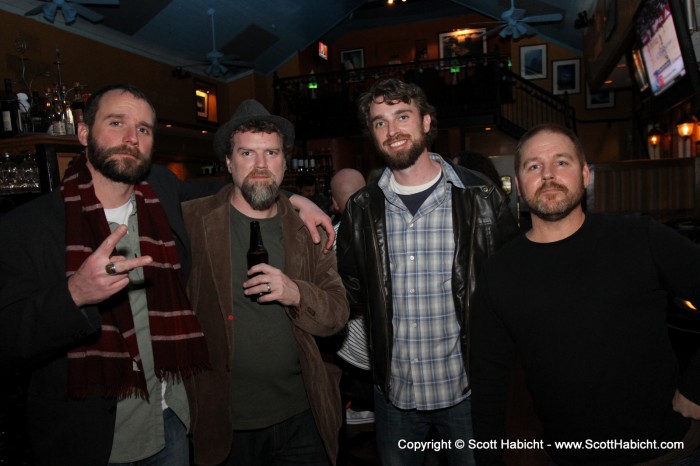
left=308, top=82, right=318, bottom=89
left=450, top=66, right=460, bottom=73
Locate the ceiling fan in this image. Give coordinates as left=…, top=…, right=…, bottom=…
left=24, top=0, right=119, bottom=24
left=185, top=8, right=254, bottom=78
left=489, top=0, right=563, bottom=39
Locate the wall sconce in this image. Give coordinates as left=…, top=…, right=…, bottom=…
left=647, top=127, right=664, bottom=147
left=647, top=126, right=665, bottom=159
left=676, top=114, right=696, bottom=157
left=676, top=114, right=696, bottom=138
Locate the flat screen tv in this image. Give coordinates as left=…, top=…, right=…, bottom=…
left=630, top=46, right=650, bottom=93
left=634, top=0, right=699, bottom=108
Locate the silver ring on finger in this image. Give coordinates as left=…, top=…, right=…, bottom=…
left=105, top=262, right=118, bottom=275
left=266, top=283, right=271, bottom=293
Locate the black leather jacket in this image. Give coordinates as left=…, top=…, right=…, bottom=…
left=336, top=162, right=517, bottom=398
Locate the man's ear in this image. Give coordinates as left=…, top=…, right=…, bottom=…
left=582, top=163, right=591, bottom=188
left=77, top=121, right=89, bottom=147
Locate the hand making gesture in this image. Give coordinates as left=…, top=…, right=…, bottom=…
left=67, top=224, right=153, bottom=307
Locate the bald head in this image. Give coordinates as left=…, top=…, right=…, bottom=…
left=330, top=168, right=366, bottom=214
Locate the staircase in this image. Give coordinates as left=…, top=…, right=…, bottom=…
left=274, top=55, right=575, bottom=141
left=497, top=68, right=576, bottom=139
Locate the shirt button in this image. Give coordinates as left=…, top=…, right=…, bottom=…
left=409, top=288, right=415, bottom=293
left=410, top=255, right=415, bottom=261
left=412, top=322, right=417, bottom=328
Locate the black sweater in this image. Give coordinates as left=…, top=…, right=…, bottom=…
left=471, top=213, right=700, bottom=466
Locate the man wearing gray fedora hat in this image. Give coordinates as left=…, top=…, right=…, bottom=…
left=183, top=99, right=349, bottom=466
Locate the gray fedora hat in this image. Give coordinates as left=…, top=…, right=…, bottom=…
left=213, top=99, right=294, bottom=160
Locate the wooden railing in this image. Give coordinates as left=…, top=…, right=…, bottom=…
left=587, top=157, right=700, bottom=221
left=497, top=69, right=577, bottom=139
left=273, top=55, right=576, bottom=140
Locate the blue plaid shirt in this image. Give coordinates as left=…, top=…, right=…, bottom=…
left=377, top=154, right=469, bottom=410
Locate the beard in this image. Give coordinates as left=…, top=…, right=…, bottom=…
left=374, top=132, right=425, bottom=170
left=241, top=169, right=280, bottom=211
left=523, top=178, right=586, bottom=222
left=87, top=134, right=151, bottom=184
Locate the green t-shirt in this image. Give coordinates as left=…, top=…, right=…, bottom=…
left=228, top=204, right=309, bottom=430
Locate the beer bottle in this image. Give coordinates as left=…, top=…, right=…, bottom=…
left=247, top=221, right=269, bottom=300
left=1, top=79, right=20, bottom=138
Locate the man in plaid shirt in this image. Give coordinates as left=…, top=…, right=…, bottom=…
left=336, top=78, right=516, bottom=466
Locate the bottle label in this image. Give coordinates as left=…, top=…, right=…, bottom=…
left=52, top=120, right=66, bottom=136
left=2, top=110, right=12, bottom=132
left=65, top=108, right=75, bottom=135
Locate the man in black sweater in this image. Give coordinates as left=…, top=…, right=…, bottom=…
left=471, top=123, right=700, bottom=465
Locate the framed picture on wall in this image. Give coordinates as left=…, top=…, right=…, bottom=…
left=519, top=44, right=547, bottom=80
left=340, top=48, right=365, bottom=82
left=438, top=28, right=487, bottom=60
left=586, top=85, right=615, bottom=109
left=195, top=89, right=208, bottom=119
left=340, top=48, right=364, bottom=70
left=552, top=59, right=580, bottom=95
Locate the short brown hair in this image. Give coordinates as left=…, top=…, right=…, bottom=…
left=84, top=84, right=156, bottom=131
left=357, top=78, right=438, bottom=147
left=515, top=124, right=585, bottom=172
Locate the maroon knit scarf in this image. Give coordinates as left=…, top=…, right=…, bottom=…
left=62, top=155, right=209, bottom=399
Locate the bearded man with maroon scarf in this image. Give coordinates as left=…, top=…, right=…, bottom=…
left=0, top=84, right=336, bottom=466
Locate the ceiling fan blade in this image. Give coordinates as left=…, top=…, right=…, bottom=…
left=62, top=4, right=78, bottom=23
left=205, top=62, right=228, bottom=78
left=24, top=5, right=47, bottom=17
left=507, top=8, right=526, bottom=21
left=222, top=59, right=255, bottom=69
left=509, top=24, right=525, bottom=39
left=514, top=22, right=529, bottom=37
left=516, top=23, right=539, bottom=39
left=486, top=24, right=506, bottom=38
left=499, top=25, right=514, bottom=38
left=70, top=0, right=120, bottom=4
left=522, top=13, right=563, bottom=24
left=71, top=3, right=105, bottom=23
left=42, top=3, right=58, bottom=23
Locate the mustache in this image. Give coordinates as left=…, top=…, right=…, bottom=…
left=536, top=181, right=567, bottom=196
left=246, top=169, right=274, bottom=179
left=384, top=133, right=410, bottom=145
left=102, top=145, right=143, bottom=158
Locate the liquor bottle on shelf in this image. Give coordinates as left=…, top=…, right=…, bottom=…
left=49, top=89, right=66, bottom=136
left=61, top=85, right=75, bottom=135
left=17, top=93, right=31, bottom=134
left=70, top=82, right=85, bottom=125
left=1, top=79, right=21, bottom=138
left=29, top=91, right=50, bottom=133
